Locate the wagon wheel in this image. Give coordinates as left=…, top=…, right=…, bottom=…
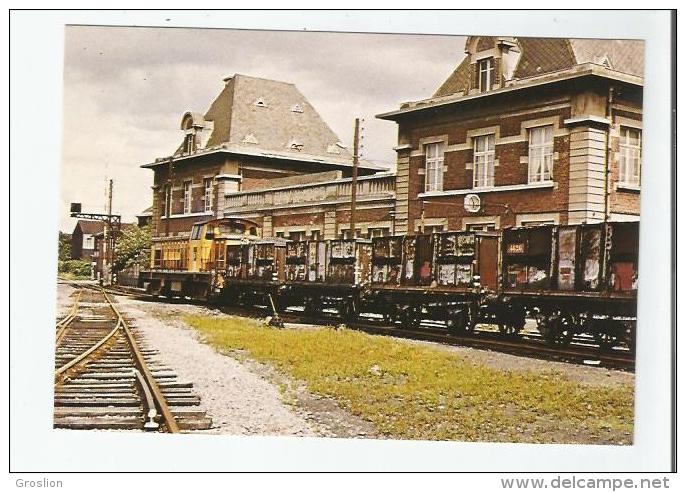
left=446, top=308, right=469, bottom=335
left=594, top=332, right=620, bottom=351
left=544, top=315, right=574, bottom=346
left=498, top=322, right=521, bottom=337
left=625, top=322, right=637, bottom=353
left=303, top=298, right=317, bottom=317
left=399, top=306, right=421, bottom=329
left=593, top=319, right=626, bottom=351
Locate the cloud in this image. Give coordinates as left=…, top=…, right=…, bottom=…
left=60, top=25, right=466, bottom=231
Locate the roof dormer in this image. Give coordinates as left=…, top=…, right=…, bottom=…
left=179, top=111, right=213, bottom=155
left=464, top=36, right=521, bottom=94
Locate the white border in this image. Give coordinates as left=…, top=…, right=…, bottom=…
left=8, top=10, right=673, bottom=473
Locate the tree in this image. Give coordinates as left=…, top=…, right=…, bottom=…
left=113, top=224, right=151, bottom=272
left=58, top=232, right=72, bottom=261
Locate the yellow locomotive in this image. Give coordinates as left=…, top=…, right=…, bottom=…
left=140, top=217, right=260, bottom=299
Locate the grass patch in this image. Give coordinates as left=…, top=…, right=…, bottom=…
left=57, top=272, right=91, bottom=281
left=184, top=315, right=634, bottom=443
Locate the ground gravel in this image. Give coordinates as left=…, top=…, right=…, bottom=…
left=114, top=296, right=317, bottom=437
left=55, top=281, right=76, bottom=317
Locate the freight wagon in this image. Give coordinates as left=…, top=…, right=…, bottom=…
left=280, top=238, right=373, bottom=319
left=495, top=221, right=638, bottom=348
left=360, top=231, right=502, bottom=333
left=136, top=218, right=638, bottom=352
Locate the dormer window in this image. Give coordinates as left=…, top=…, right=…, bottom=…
left=291, top=104, right=303, bottom=113
left=184, top=133, right=196, bottom=154
left=254, top=98, right=267, bottom=107
left=478, top=57, right=494, bottom=92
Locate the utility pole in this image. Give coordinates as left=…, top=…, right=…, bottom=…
left=349, top=118, right=360, bottom=239
left=103, top=179, right=113, bottom=286
left=70, top=183, right=121, bottom=285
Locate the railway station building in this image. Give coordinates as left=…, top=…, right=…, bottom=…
left=142, top=74, right=391, bottom=241
left=376, top=36, right=643, bottom=234
left=143, top=37, right=643, bottom=241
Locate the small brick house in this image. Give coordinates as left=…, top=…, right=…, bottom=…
left=142, top=74, right=389, bottom=241
left=70, top=220, right=104, bottom=261
left=376, top=36, right=643, bottom=234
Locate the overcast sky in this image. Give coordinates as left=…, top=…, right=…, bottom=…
left=60, top=26, right=466, bottom=232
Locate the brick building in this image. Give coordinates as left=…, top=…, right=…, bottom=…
left=70, top=220, right=104, bottom=261
left=223, top=170, right=396, bottom=240
left=143, top=38, right=643, bottom=243
left=142, top=74, right=388, bottom=241
left=376, top=36, right=643, bottom=234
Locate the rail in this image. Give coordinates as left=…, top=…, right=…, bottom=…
left=102, top=290, right=180, bottom=433
left=54, top=318, right=121, bottom=382
left=55, top=290, right=82, bottom=344
left=54, top=287, right=180, bottom=433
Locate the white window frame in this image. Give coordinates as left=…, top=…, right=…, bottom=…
left=423, top=225, right=445, bottom=235
left=478, top=57, right=494, bottom=93
left=183, top=180, right=192, bottom=215
left=466, top=223, right=496, bottom=232
left=619, top=127, right=641, bottom=186
left=528, top=125, right=554, bottom=183
left=473, top=134, right=495, bottom=189
left=203, top=178, right=213, bottom=212
left=83, top=234, right=94, bottom=249
left=288, top=230, right=307, bottom=241
left=164, top=185, right=171, bottom=218
left=184, top=133, right=196, bottom=154
left=424, top=142, right=444, bottom=192
left=368, top=227, right=390, bottom=239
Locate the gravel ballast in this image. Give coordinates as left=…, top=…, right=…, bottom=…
left=114, top=296, right=316, bottom=436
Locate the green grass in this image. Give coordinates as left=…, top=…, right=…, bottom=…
left=184, top=315, right=634, bottom=444
left=57, top=272, right=92, bottom=280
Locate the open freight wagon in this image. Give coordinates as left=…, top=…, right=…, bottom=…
left=221, top=238, right=288, bottom=308
left=361, top=231, right=500, bottom=333
left=281, top=238, right=372, bottom=318
left=497, top=221, right=639, bottom=348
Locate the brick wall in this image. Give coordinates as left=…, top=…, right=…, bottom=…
left=399, top=103, right=573, bottom=231
left=391, top=79, right=642, bottom=231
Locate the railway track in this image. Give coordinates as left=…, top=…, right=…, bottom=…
left=103, top=284, right=634, bottom=371
left=54, top=286, right=212, bottom=432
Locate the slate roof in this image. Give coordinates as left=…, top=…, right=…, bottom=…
left=75, top=220, right=104, bottom=235
left=173, top=74, right=356, bottom=163
left=433, top=57, right=470, bottom=100
left=137, top=206, right=153, bottom=217
left=433, top=36, right=644, bottom=98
